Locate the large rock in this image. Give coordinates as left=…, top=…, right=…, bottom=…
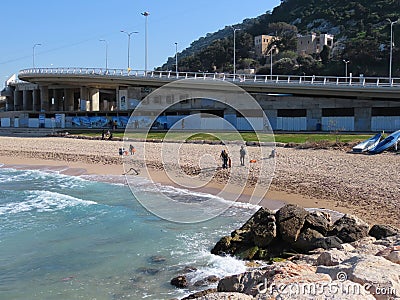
left=170, top=275, right=188, bottom=288
left=313, top=236, right=343, bottom=250
left=330, top=214, right=369, bottom=243
left=304, top=211, right=332, bottom=235
left=240, top=208, right=277, bottom=248
left=317, top=249, right=355, bottom=266
left=211, top=236, right=233, bottom=256
left=291, top=228, right=324, bottom=252
left=317, top=255, right=400, bottom=300
left=217, top=262, right=324, bottom=296
left=276, top=204, right=309, bottom=243
left=369, top=224, right=400, bottom=239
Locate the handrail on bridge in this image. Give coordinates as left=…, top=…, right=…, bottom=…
left=18, top=67, right=400, bottom=88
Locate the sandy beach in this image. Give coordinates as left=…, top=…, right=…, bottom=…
left=0, top=135, right=398, bottom=227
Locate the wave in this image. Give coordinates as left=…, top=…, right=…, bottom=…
left=0, top=190, right=97, bottom=215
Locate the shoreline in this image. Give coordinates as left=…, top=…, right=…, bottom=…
left=0, top=136, right=398, bottom=227
left=0, top=148, right=365, bottom=220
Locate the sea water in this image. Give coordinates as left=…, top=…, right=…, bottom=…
left=0, top=167, right=258, bottom=300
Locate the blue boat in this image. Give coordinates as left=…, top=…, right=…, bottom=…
left=368, top=130, right=400, bottom=154
left=352, top=132, right=382, bottom=153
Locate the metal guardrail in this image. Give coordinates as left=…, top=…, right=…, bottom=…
left=18, top=67, right=400, bottom=88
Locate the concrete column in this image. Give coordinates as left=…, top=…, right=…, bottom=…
left=22, top=90, right=29, bottom=110
left=80, top=87, right=89, bottom=111
left=90, top=88, right=100, bottom=111
left=32, top=89, right=39, bottom=111
left=13, top=90, right=22, bottom=111
left=65, top=88, right=74, bottom=111
left=264, top=109, right=278, bottom=131
left=40, top=86, right=49, bottom=111
left=307, top=108, right=322, bottom=131
left=53, top=89, right=63, bottom=111
left=354, top=107, right=371, bottom=132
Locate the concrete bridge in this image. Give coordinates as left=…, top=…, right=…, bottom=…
left=1, top=67, right=400, bottom=132
left=17, top=67, right=400, bottom=99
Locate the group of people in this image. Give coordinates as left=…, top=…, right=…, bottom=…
left=220, top=145, right=277, bottom=169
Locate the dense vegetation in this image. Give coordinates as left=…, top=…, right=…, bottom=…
left=160, top=0, right=400, bottom=77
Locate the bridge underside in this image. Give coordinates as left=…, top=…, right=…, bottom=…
left=1, top=72, right=400, bottom=132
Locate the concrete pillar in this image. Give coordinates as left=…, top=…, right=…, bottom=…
left=53, top=89, right=63, bottom=111
left=40, top=86, right=49, bottom=111
left=80, top=87, right=89, bottom=111
left=65, top=88, right=74, bottom=111
left=307, top=108, right=322, bottom=131
left=32, top=89, right=39, bottom=111
left=90, top=88, right=100, bottom=111
left=22, top=90, right=29, bottom=110
left=264, top=109, right=278, bottom=130
left=354, top=107, right=371, bottom=132
left=13, top=90, right=22, bottom=111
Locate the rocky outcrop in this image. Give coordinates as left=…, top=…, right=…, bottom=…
left=211, top=204, right=389, bottom=261
left=276, top=204, right=308, bottom=243
left=329, top=214, right=370, bottom=243
left=179, top=205, right=400, bottom=299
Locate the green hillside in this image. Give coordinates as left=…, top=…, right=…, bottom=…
left=160, top=0, right=400, bottom=77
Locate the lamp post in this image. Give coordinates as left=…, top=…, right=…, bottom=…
left=388, top=18, right=398, bottom=83
left=141, top=11, right=150, bottom=74
left=343, top=59, right=350, bottom=80
left=175, top=42, right=178, bottom=74
left=231, top=27, right=241, bottom=79
left=33, top=43, right=42, bottom=68
left=120, top=30, right=138, bottom=71
left=267, top=45, right=276, bottom=78
left=99, top=39, right=108, bottom=70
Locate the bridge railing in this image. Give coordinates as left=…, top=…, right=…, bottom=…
left=18, top=67, right=400, bottom=88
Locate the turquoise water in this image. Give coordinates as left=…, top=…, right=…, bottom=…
left=0, top=167, right=257, bottom=300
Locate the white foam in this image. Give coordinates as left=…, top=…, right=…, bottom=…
left=0, top=190, right=97, bottom=215
left=188, top=250, right=247, bottom=285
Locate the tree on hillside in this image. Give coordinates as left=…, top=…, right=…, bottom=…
left=267, top=22, right=298, bottom=52
left=320, top=45, right=331, bottom=65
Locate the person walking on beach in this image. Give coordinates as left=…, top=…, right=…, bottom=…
left=129, top=144, right=136, bottom=155
left=220, top=150, right=228, bottom=169
left=240, top=145, right=246, bottom=166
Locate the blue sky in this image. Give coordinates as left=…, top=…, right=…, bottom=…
left=1, top=0, right=281, bottom=84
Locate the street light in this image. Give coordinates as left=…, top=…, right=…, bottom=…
left=175, top=42, right=178, bottom=74
left=343, top=59, right=350, bottom=80
left=141, top=11, right=150, bottom=74
left=267, top=45, right=277, bottom=78
left=99, top=39, right=108, bottom=70
left=33, top=43, right=42, bottom=68
left=231, top=26, right=241, bottom=79
left=121, top=30, right=138, bottom=71
left=388, top=18, right=398, bottom=83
